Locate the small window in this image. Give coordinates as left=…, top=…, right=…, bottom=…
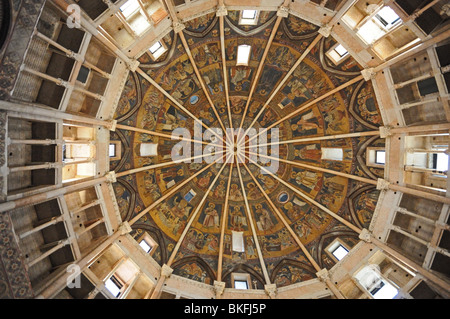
left=137, top=232, right=158, bottom=256
left=234, top=280, right=249, bottom=290
left=242, top=10, right=257, bottom=20
left=109, top=144, right=116, bottom=157
left=375, top=150, right=386, bottom=165
left=231, top=273, right=251, bottom=290
left=236, top=45, right=251, bottom=66
left=149, top=41, right=167, bottom=60
left=371, top=281, right=399, bottom=299
left=239, top=10, right=259, bottom=25
left=356, top=6, right=402, bottom=44
left=120, top=0, right=140, bottom=19
left=105, top=275, right=123, bottom=298
left=139, top=239, right=153, bottom=253
left=332, top=245, right=349, bottom=261
left=433, top=153, right=449, bottom=172
left=109, top=141, right=122, bottom=161
left=334, top=44, right=348, bottom=58
left=375, top=6, right=401, bottom=30
left=326, top=43, right=350, bottom=65
left=326, top=239, right=350, bottom=262
left=367, top=148, right=385, bottom=168
left=150, top=41, right=162, bottom=54
left=417, top=77, right=439, bottom=96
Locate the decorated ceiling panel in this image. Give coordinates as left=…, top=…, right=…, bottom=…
left=110, top=10, right=384, bottom=289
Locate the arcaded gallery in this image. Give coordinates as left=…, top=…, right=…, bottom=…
left=0, top=0, right=449, bottom=300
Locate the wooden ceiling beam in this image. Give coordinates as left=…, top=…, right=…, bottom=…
left=128, top=155, right=224, bottom=225
left=245, top=154, right=362, bottom=234
left=235, top=154, right=272, bottom=285
left=237, top=2, right=289, bottom=132
left=217, top=0, right=234, bottom=145
left=149, top=156, right=230, bottom=299
left=136, top=68, right=226, bottom=146
left=217, top=161, right=234, bottom=285
left=245, top=130, right=380, bottom=148
left=163, top=0, right=229, bottom=145
left=116, top=123, right=222, bottom=147
left=116, top=150, right=224, bottom=178
left=238, top=33, right=324, bottom=146
left=246, top=74, right=364, bottom=145
left=166, top=158, right=230, bottom=266
left=241, top=161, right=345, bottom=299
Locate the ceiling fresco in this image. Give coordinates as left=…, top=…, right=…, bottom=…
left=110, top=12, right=384, bottom=289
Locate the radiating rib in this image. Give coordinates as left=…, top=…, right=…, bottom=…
left=163, top=0, right=229, bottom=144
left=244, top=154, right=362, bottom=234
left=237, top=7, right=286, bottom=132
left=136, top=68, right=227, bottom=146
left=246, top=74, right=364, bottom=145
left=237, top=33, right=324, bottom=146
left=251, top=151, right=450, bottom=205
left=129, top=154, right=227, bottom=225
left=245, top=130, right=380, bottom=148
left=241, top=161, right=321, bottom=271
left=217, top=160, right=234, bottom=283
left=218, top=1, right=234, bottom=145
left=116, top=150, right=224, bottom=178
left=116, top=123, right=223, bottom=147
left=235, top=155, right=271, bottom=285
left=167, top=155, right=231, bottom=266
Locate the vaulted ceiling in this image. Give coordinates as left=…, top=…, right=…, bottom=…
left=110, top=9, right=385, bottom=288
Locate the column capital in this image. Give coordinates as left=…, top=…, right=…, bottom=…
left=105, top=171, right=117, bottom=183
left=127, top=59, right=140, bottom=72
left=107, top=120, right=117, bottom=131
left=440, top=4, right=450, bottom=16
left=359, top=228, right=372, bottom=243
left=379, top=126, right=393, bottom=138
left=376, top=178, right=390, bottom=191
left=216, top=5, right=228, bottom=17
left=315, top=268, right=330, bottom=282
left=361, top=68, right=376, bottom=81
left=173, top=22, right=186, bottom=33
left=161, top=264, right=174, bottom=277
left=213, top=280, right=226, bottom=296
left=318, top=25, right=332, bottom=37
left=277, top=6, right=289, bottom=18
left=118, top=221, right=132, bottom=235
left=264, top=284, right=277, bottom=298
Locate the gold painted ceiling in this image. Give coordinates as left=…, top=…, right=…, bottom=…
left=110, top=11, right=385, bottom=288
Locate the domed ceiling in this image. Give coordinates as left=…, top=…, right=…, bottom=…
left=110, top=10, right=385, bottom=289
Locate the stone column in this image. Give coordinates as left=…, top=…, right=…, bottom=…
left=264, top=284, right=278, bottom=299
left=316, top=268, right=345, bottom=299
left=150, top=264, right=173, bottom=299
left=214, top=280, right=226, bottom=299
